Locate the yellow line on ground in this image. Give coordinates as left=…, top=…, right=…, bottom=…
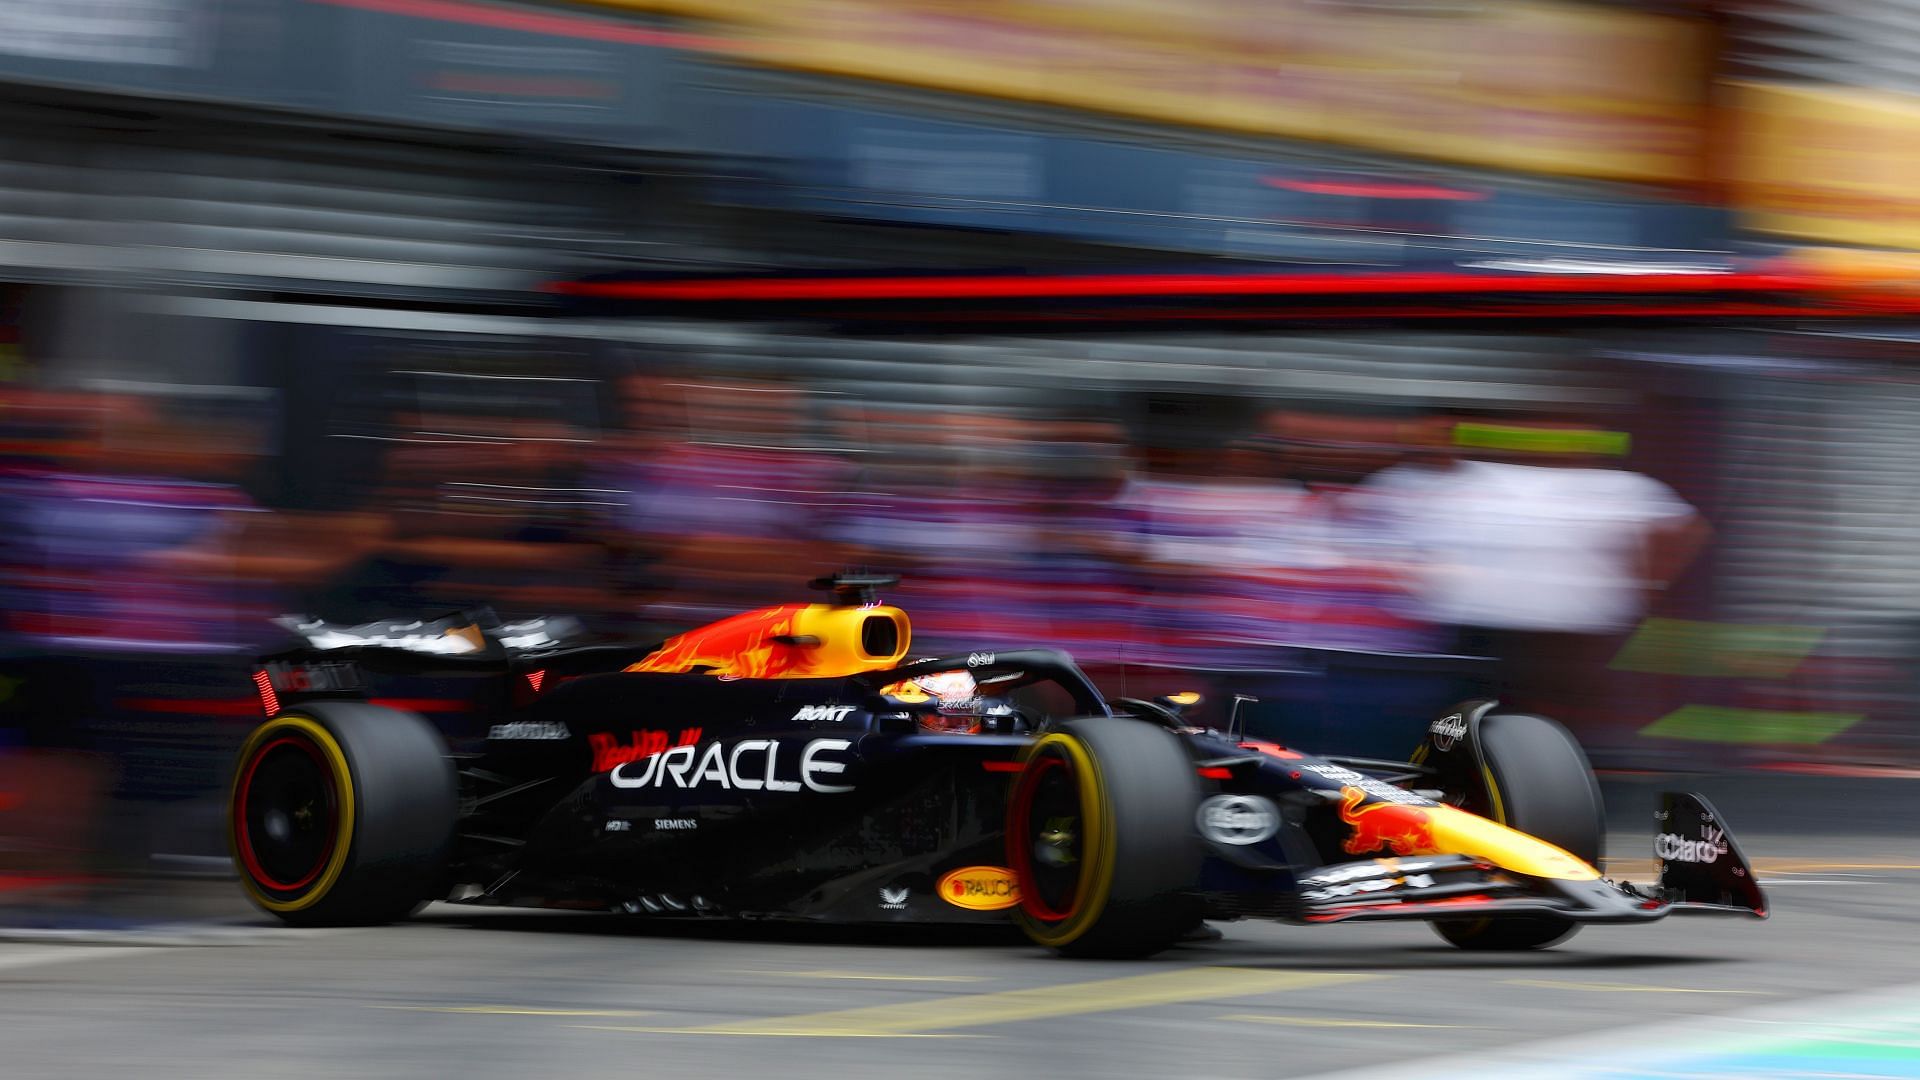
left=1600, top=861, right=1657, bottom=875
left=1218, top=1013, right=1465, bottom=1030
left=370, top=1005, right=655, bottom=1017
left=737, top=970, right=990, bottom=983
left=584, top=967, right=1375, bottom=1038
left=1504, top=980, right=1767, bottom=995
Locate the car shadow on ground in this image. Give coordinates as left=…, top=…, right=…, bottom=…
left=412, top=907, right=1739, bottom=971
left=415, top=907, right=1031, bottom=948
left=1206, top=944, right=1741, bottom=973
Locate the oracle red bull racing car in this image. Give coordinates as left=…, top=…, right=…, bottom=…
left=228, top=575, right=1766, bottom=958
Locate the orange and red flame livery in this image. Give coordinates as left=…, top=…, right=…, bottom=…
left=626, top=603, right=911, bottom=679
left=1337, top=787, right=1439, bottom=856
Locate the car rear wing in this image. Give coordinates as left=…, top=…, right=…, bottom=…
left=253, top=612, right=662, bottom=712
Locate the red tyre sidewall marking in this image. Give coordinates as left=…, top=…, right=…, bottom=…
left=234, top=735, right=338, bottom=893
left=1008, top=754, right=1079, bottom=922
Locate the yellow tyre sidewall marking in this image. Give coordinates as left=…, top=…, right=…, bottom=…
left=1481, top=762, right=1507, bottom=826
left=1016, top=732, right=1114, bottom=948
left=229, top=715, right=356, bottom=913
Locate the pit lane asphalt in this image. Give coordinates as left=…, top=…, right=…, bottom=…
left=4, top=816, right=1918, bottom=1080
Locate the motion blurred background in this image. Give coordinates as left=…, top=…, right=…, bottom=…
left=4, top=0, right=1920, bottom=912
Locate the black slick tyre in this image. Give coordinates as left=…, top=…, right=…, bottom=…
left=228, top=702, right=456, bottom=926
left=1434, top=711, right=1605, bottom=951
left=1007, top=718, right=1201, bottom=959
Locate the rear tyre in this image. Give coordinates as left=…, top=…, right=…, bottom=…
left=1008, top=718, right=1201, bottom=959
left=228, top=702, right=456, bottom=926
left=1434, top=712, right=1604, bottom=951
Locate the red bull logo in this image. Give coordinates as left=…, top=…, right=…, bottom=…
left=1337, top=787, right=1439, bottom=856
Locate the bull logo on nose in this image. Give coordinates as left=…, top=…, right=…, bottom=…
left=1337, top=787, right=1438, bottom=856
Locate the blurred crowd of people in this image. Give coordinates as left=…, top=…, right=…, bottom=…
left=0, top=370, right=1705, bottom=753
left=592, top=373, right=1706, bottom=710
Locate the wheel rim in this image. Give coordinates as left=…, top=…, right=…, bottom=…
left=1010, top=754, right=1084, bottom=920
left=229, top=716, right=357, bottom=912
left=236, top=735, right=339, bottom=892
left=1008, top=734, right=1113, bottom=946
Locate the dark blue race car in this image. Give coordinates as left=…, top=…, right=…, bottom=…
left=227, top=575, right=1765, bottom=958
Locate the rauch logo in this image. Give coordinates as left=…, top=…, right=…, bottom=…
left=937, top=865, right=1020, bottom=911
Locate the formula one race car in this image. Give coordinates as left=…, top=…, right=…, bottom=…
left=227, top=575, right=1766, bottom=958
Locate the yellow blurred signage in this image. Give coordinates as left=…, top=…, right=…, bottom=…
left=1732, top=82, right=1920, bottom=249
left=590, top=0, right=1710, bottom=184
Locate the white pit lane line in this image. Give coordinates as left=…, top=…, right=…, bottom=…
left=1294, top=980, right=1920, bottom=1080
left=1760, top=869, right=1897, bottom=887
left=0, top=946, right=150, bottom=973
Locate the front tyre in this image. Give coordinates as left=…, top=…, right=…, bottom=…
left=229, top=702, right=456, bottom=926
left=1008, top=719, right=1201, bottom=959
left=1434, top=711, right=1604, bottom=951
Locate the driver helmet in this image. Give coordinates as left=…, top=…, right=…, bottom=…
left=879, top=671, right=1011, bottom=733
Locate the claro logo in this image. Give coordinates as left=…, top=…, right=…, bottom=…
left=1656, top=825, right=1727, bottom=864
left=937, top=865, right=1020, bottom=911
